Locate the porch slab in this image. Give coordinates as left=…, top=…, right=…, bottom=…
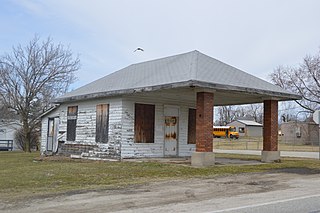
left=261, top=150, right=281, bottom=162
left=191, top=152, right=215, bottom=167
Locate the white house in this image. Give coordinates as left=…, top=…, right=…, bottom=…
left=280, top=121, right=319, bottom=145
left=228, top=120, right=263, bottom=137
left=40, top=50, right=300, bottom=164
left=0, top=120, right=20, bottom=151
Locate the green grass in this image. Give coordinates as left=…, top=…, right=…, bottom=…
left=1, top=151, right=320, bottom=201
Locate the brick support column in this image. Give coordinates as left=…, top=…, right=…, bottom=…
left=261, top=100, right=280, bottom=162
left=263, top=100, right=278, bottom=151
left=196, top=92, right=214, bottom=152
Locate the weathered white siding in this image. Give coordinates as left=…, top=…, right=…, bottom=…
left=41, top=94, right=197, bottom=159
left=120, top=96, right=195, bottom=158
left=41, top=98, right=123, bottom=158
left=178, top=106, right=196, bottom=156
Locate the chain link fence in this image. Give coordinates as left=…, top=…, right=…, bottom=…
left=213, top=137, right=319, bottom=152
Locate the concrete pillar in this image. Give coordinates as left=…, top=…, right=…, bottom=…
left=191, top=92, right=215, bottom=167
left=262, top=100, right=280, bottom=162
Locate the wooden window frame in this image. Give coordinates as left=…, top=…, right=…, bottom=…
left=67, top=106, right=78, bottom=141
left=46, top=117, right=55, bottom=151
left=134, top=103, right=155, bottom=143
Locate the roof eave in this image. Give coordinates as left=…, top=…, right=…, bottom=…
left=53, top=81, right=195, bottom=103
left=53, top=80, right=301, bottom=103
left=191, top=81, right=302, bottom=101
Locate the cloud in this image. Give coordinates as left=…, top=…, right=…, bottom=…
left=3, top=0, right=320, bottom=86
left=12, top=0, right=47, bottom=16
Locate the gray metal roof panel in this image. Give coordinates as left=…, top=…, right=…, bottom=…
left=237, top=120, right=263, bottom=126
left=56, top=50, right=299, bottom=102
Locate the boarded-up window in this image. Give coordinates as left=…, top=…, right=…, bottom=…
left=67, top=106, right=78, bottom=141
left=96, top=104, right=109, bottom=143
left=134, top=103, right=155, bottom=143
left=188, top=108, right=196, bottom=144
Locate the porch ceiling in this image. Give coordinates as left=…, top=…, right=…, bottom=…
left=125, top=86, right=295, bottom=106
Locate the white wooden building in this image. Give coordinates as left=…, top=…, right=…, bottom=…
left=228, top=120, right=263, bottom=137
left=280, top=121, right=319, bottom=145
left=0, top=120, right=20, bottom=151
left=40, top=51, right=300, bottom=161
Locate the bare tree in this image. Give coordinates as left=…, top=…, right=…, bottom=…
left=0, top=36, right=80, bottom=152
left=215, top=104, right=263, bottom=126
left=215, top=106, right=236, bottom=125
left=270, top=49, right=320, bottom=112
left=247, top=104, right=263, bottom=123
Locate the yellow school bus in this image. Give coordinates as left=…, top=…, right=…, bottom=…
left=213, top=126, right=239, bottom=139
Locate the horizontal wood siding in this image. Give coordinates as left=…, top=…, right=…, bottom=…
left=121, top=96, right=195, bottom=158
left=178, top=106, right=196, bottom=156
left=107, top=99, right=122, bottom=157
left=41, top=98, right=123, bottom=158
left=41, top=94, right=197, bottom=159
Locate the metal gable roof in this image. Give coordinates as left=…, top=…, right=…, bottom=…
left=237, top=120, right=263, bottom=126
left=54, top=50, right=301, bottom=103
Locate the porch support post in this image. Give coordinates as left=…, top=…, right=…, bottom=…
left=262, top=100, right=280, bottom=162
left=191, top=92, right=215, bottom=167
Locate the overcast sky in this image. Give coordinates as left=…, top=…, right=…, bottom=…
left=1, top=0, right=320, bottom=90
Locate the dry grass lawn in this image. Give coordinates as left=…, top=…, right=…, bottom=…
left=1, top=151, right=320, bottom=202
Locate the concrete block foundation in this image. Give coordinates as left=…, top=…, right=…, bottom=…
left=261, top=151, right=280, bottom=162
left=191, top=152, right=215, bottom=167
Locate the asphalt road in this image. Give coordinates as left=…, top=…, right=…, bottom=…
left=131, top=174, right=320, bottom=213
left=210, top=194, right=320, bottom=213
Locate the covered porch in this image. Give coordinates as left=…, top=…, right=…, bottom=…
left=128, top=84, right=299, bottom=166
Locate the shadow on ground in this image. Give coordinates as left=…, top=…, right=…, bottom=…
left=270, top=167, right=320, bottom=175
left=123, top=157, right=263, bottom=166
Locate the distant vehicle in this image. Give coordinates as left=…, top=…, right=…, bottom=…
left=213, top=126, right=239, bottom=139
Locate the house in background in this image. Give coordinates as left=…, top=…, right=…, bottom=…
left=0, top=120, right=20, bottom=151
left=41, top=50, right=300, bottom=164
left=280, top=121, right=319, bottom=145
left=228, top=120, right=263, bottom=137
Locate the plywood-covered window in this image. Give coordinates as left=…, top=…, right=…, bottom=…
left=96, top=104, right=109, bottom=143
left=67, top=106, right=78, bottom=141
left=188, top=108, right=196, bottom=144
left=134, top=103, right=155, bottom=143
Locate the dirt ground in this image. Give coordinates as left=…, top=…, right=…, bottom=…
left=2, top=168, right=319, bottom=213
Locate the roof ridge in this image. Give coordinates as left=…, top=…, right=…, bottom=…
left=131, top=50, right=195, bottom=66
